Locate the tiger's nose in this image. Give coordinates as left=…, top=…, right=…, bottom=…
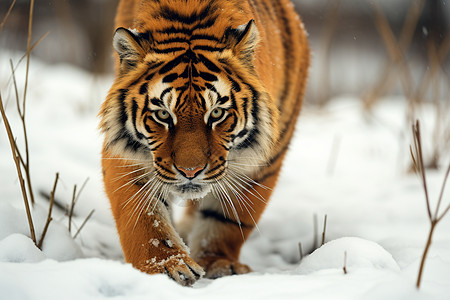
left=175, top=165, right=206, bottom=179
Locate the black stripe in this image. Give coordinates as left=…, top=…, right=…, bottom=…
left=155, top=161, right=175, bottom=175
left=110, top=130, right=147, bottom=153
left=155, top=37, right=189, bottom=45
left=191, top=34, right=220, bottom=42
left=197, top=94, right=207, bottom=110
left=214, top=113, right=233, bottom=128
left=205, top=161, right=226, bottom=175
left=158, top=3, right=214, bottom=25
left=175, top=88, right=188, bottom=109
left=153, top=47, right=186, bottom=54
left=275, top=2, right=294, bottom=114
left=150, top=97, right=164, bottom=107
left=198, top=54, right=221, bottom=72
left=163, top=73, right=179, bottom=83
left=143, top=116, right=155, bottom=133
left=139, top=82, right=148, bottom=95
left=151, top=143, right=163, bottom=151
left=142, top=95, right=150, bottom=116
left=200, top=209, right=253, bottom=228
left=255, top=167, right=281, bottom=183
left=217, top=96, right=229, bottom=105
left=235, top=83, right=260, bottom=149
left=159, top=54, right=184, bottom=74
left=199, top=72, right=218, bottom=82
left=193, top=45, right=225, bottom=52
left=145, top=72, right=156, bottom=81
left=230, top=91, right=237, bottom=110
left=202, top=170, right=224, bottom=181
left=228, top=75, right=241, bottom=92
left=118, top=89, right=128, bottom=125
left=156, top=170, right=177, bottom=182
left=131, top=99, right=145, bottom=140
left=226, top=113, right=238, bottom=132
left=147, top=61, right=164, bottom=70
left=156, top=17, right=216, bottom=35
left=160, top=87, right=173, bottom=99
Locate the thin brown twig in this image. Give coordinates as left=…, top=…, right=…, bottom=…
left=412, top=122, right=432, bottom=219
left=73, top=209, right=95, bottom=239
left=436, top=164, right=450, bottom=222
left=373, top=1, right=414, bottom=99
left=0, top=93, right=36, bottom=244
left=8, top=60, right=27, bottom=167
left=364, top=0, right=424, bottom=110
left=75, top=177, right=89, bottom=204
left=21, top=0, right=36, bottom=205
left=68, top=185, right=77, bottom=233
left=321, top=214, right=328, bottom=246
left=398, top=0, right=426, bottom=50
left=9, top=59, right=35, bottom=207
left=343, top=251, right=347, bottom=274
left=298, top=242, right=304, bottom=262
left=38, top=173, right=59, bottom=249
left=0, top=0, right=16, bottom=34
left=313, top=214, right=318, bottom=249
left=3, top=31, right=50, bottom=94
left=317, top=0, right=341, bottom=106
left=412, top=121, right=450, bottom=289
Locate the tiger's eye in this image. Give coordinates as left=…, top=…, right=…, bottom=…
left=157, top=110, right=170, bottom=120
left=211, top=108, right=223, bottom=119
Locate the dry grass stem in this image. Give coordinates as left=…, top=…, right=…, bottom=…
left=316, top=0, right=341, bottom=106
left=313, top=213, right=318, bottom=249
left=7, top=31, right=50, bottom=85
left=364, top=0, right=424, bottom=110
left=68, top=185, right=77, bottom=233
left=298, top=242, right=304, bottom=262
left=411, top=121, right=450, bottom=289
left=343, top=251, right=348, bottom=274
left=411, top=122, right=432, bottom=219
left=38, top=173, right=59, bottom=249
left=373, top=1, right=414, bottom=99
left=19, top=0, right=36, bottom=205
left=9, top=60, right=35, bottom=206
left=0, top=93, right=36, bottom=244
left=0, top=0, right=16, bottom=34
left=321, top=214, right=328, bottom=246
left=73, top=209, right=95, bottom=239
left=75, top=177, right=90, bottom=204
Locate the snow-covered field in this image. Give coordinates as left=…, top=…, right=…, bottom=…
left=0, top=52, right=449, bottom=300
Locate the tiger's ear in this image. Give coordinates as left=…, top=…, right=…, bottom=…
left=113, top=27, right=147, bottom=72
left=225, top=20, right=260, bottom=63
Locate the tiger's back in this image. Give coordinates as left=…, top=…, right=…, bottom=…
left=100, top=0, right=309, bottom=285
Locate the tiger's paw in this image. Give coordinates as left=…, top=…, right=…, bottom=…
left=143, top=253, right=205, bottom=286
left=198, top=257, right=252, bottom=279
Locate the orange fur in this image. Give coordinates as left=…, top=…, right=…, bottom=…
left=100, top=0, right=309, bottom=285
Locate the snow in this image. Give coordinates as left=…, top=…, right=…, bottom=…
left=1, top=51, right=450, bottom=299
left=297, top=237, right=400, bottom=274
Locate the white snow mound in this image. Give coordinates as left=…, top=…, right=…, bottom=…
left=297, top=237, right=400, bottom=274
left=0, top=233, right=46, bottom=263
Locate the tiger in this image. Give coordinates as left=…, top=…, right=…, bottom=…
left=99, top=0, right=309, bottom=286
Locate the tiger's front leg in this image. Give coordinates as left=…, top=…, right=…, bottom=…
left=102, top=153, right=205, bottom=286
left=187, top=169, right=280, bottom=278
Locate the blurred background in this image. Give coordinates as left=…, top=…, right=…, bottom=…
left=0, top=0, right=449, bottom=163
left=1, top=0, right=449, bottom=101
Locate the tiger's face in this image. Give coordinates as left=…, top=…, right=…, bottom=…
left=100, top=22, right=278, bottom=200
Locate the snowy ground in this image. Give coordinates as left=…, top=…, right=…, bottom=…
left=0, top=52, right=449, bottom=300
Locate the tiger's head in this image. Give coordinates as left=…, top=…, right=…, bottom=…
left=100, top=20, right=279, bottom=200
